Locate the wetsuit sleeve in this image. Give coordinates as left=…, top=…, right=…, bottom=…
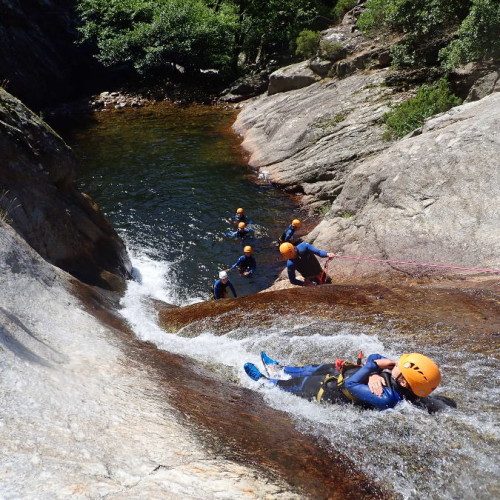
left=229, top=281, right=237, bottom=297
left=344, top=356, right=400, bottom=410
left=303, top=242, right=327, bottom=258
left=284, top=228, right=293, bottom=242
left=225, top=231, right=236, bottom=237
left=213, top=280, right=221, bottom=299
left=286, top=260, right=304, bottom=286
left=230, top=256, right=244, bottom=270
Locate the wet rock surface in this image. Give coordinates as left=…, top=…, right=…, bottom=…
left=0, top=88, right=132, bottom=290
left=159, top=279, right=500, bottom=357
left=1, top=221, right=390, bottom=499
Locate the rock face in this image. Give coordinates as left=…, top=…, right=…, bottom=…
left=0, top=88, right=132, bottom=289
left=268, top=61, right=321, bottom=95
left=0, top=0, right=100, bottom=109
left=309, top=93, right=500, bottom=277
left=234, top=68, right=396, bottom=208
left=234, top=35, right=499, bottom=278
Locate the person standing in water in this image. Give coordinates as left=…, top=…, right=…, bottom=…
left=226, top=222, right=254, bottom=241
left=229, top=245, right=256, bottom=277
left=213, top=271, right=237, bottom=299
left=230, top=207, right=251, bottom=225
left=279, top=241, right=334, bottom=286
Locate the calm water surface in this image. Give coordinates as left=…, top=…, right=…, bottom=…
left=65, top=104, right=299, bottom=302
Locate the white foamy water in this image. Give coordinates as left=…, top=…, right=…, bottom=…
left=120, top=248, right=500, bottom=500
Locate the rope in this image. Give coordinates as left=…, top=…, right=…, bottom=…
left=330, top=254, right=500, bottom=274
left=318, top=256, right=333, bottom=284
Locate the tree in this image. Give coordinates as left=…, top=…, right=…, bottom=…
left=77, top=0, right=236, bottom=74
left=440, top=0, right=500, bottom=69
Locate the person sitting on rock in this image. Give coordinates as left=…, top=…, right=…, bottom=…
left=213, top=271, right=237, bottom=299
left=279, top=242, right=334, bottom=286
left=278, top=219, right=301, bottom=244
left=243, top=352, right=452, bottom=413
left=230, top=207, right=251, bottom=225
left=226, top=221, right=254, bottom=241
left=229, top=245, right=256, bottom=277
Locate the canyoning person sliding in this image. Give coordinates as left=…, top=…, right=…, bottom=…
left=279, top=241, right=334, bottom=286
left=213, top=271, right=237, bottom=300
left=244, top=352, right=453, bottom=413
left=226, top=221, right=254, bottom=241
left=230, top=207, right=252, bottom=225
left=278, top=219, right=301, bottom=244
left=228, top=245, right=256, bottom=277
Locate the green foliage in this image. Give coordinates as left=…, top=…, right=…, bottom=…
left=77, top=0, right=236, bottom=73
left=440, top=0, right=500, bottom=68
left=383, top=78, right=462, bottom=137
left=357, top=0, right=473, bottom=68
left=319, top=40, right=346, bottom=61
left=236, top=0, right=321, bottom=65
left=76, top=0, right=337, bottom=76
left=332, top=0, right=358, bottom=21
left=316, top=201, right=332, bottom=216
left=296, top=30, right=320, bottom=59
left=357, top=0, right=396, bottom=33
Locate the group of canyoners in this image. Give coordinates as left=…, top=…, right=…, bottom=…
left=212, top=208, right=335, bottom=299
left=213, top=209, right=454, bottom=413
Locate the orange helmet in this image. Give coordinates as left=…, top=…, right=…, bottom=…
left=236, top=208, right=244, bottom=214
left=238, top=222, right=247, bottom=229
left=398, top=353, right=442, bottom=397
left=292, top=219, right=301, bottom=228
left=279, top=242, right=296, bottom=260
left=243, top=246, right=253, bottom=253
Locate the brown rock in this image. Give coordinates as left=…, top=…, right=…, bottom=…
left=0, top=88, right=132, bottom=290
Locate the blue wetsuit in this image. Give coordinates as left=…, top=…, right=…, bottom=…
left=226, top=227, right=254, bottom=240
left=269, top=354, right=404, bottom=410
left=286, top=242, right=327, bottom=286
left=230, top=255, right=256, bottom=276
left=344, top=354, right=403, bottom=410
left=213, top=279, right=237, bottom=299
left=231, top=214, right=252, bottom=224
left=281, top=225, right=295, bottom=243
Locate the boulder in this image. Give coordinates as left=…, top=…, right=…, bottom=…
left=0, top=88, right=132, bottom=290
left=268, top=61, right=321, bottom=95
left=465, top=70, right=500, bottom=102
left=309, top=93, right=500, bottom=277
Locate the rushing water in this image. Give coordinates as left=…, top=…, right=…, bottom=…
left=67, top=105, right=499, bottom=499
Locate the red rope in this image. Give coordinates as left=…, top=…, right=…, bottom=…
left=330, top=254, right=500, bottom=274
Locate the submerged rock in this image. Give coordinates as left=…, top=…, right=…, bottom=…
left=0, top=88, right=132, bottom=290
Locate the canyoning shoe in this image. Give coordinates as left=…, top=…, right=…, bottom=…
left=260, top=351, right=279, bottom=366
left=244, top=363, right=264, bottom=381
left=260, top=351, right=286, bottom=378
